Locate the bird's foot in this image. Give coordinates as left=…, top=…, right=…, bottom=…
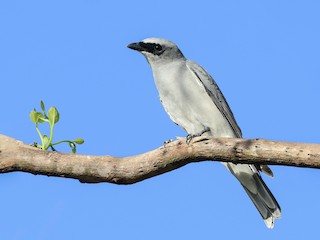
left=164, top=139, right=174, bottom=145
left=186, top=127, right=210, bottom=144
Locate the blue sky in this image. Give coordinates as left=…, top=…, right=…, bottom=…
left=1, top=0, right=320, bottom=239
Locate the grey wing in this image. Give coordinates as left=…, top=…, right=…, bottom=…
left=186, top=60, right=242, bottom=138
left=186, top=60, right=273, bottom=177
left=186, top=61, right=281, bottom=225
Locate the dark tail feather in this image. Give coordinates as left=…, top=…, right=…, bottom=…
left=242, top=173, right=281, bottom=228
left=224, top=162, right=281, bottom=228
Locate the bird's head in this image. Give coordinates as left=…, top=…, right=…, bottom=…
left=127, top=38, right=185, bottom=65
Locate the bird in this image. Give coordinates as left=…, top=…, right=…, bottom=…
left=127, top=38, right=281, bottom=228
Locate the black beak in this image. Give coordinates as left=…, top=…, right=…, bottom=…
left=127, top=42, right=144, bottom=52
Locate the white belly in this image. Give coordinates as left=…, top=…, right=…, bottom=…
left=152, top=61, right=236, bottom=138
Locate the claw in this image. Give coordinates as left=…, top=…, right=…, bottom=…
left=200, top=126, right=210, bottom=136
left=164, top=139, right=173, bottom=145
left=186, top=134, right=193, bottom=144
left=186, top=127, right=210, bottom=144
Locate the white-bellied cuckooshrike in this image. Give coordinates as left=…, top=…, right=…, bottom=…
left=128, top=38, right=281, bottom=228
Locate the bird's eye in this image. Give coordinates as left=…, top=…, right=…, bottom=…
left=155, top=44, right=162, bottom=51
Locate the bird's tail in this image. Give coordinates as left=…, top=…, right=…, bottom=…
left=223, top=162, right=281, bottom=228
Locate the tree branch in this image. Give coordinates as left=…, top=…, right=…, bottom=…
left=0, top=134, right=319, bottom=184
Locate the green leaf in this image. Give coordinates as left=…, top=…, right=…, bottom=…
left=43, top=135, right=49, bottom=148
left=40, top=100, right=45, bottom=112
left=30, top=101, right=84, bottom=153
left=74, top=138, right=84, bottom=144
left=37, top=114, right=44, bottom=123
left=30, top=111, right=45, bottom=123
left=30, top=110, right=38, bottom=123
left=37, top=113, right=46, bottom=123
left=69, top=142, right=75, bottom=148
left=48, top=106, right=60, bottom=125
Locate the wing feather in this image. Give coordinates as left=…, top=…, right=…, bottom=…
left=186, top=60, right=242, bottom=138
left=186, top=60, right=273, bottom=177
left=186, top=60, right=279, bottom=221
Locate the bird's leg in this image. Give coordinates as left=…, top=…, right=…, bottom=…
left=186, top=127, right=210, bottom=144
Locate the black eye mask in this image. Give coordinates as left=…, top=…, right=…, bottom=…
left=139, top=42, right=165, bottom=56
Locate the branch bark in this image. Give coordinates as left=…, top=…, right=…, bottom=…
left=0, top=134, right=319, bottom=184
